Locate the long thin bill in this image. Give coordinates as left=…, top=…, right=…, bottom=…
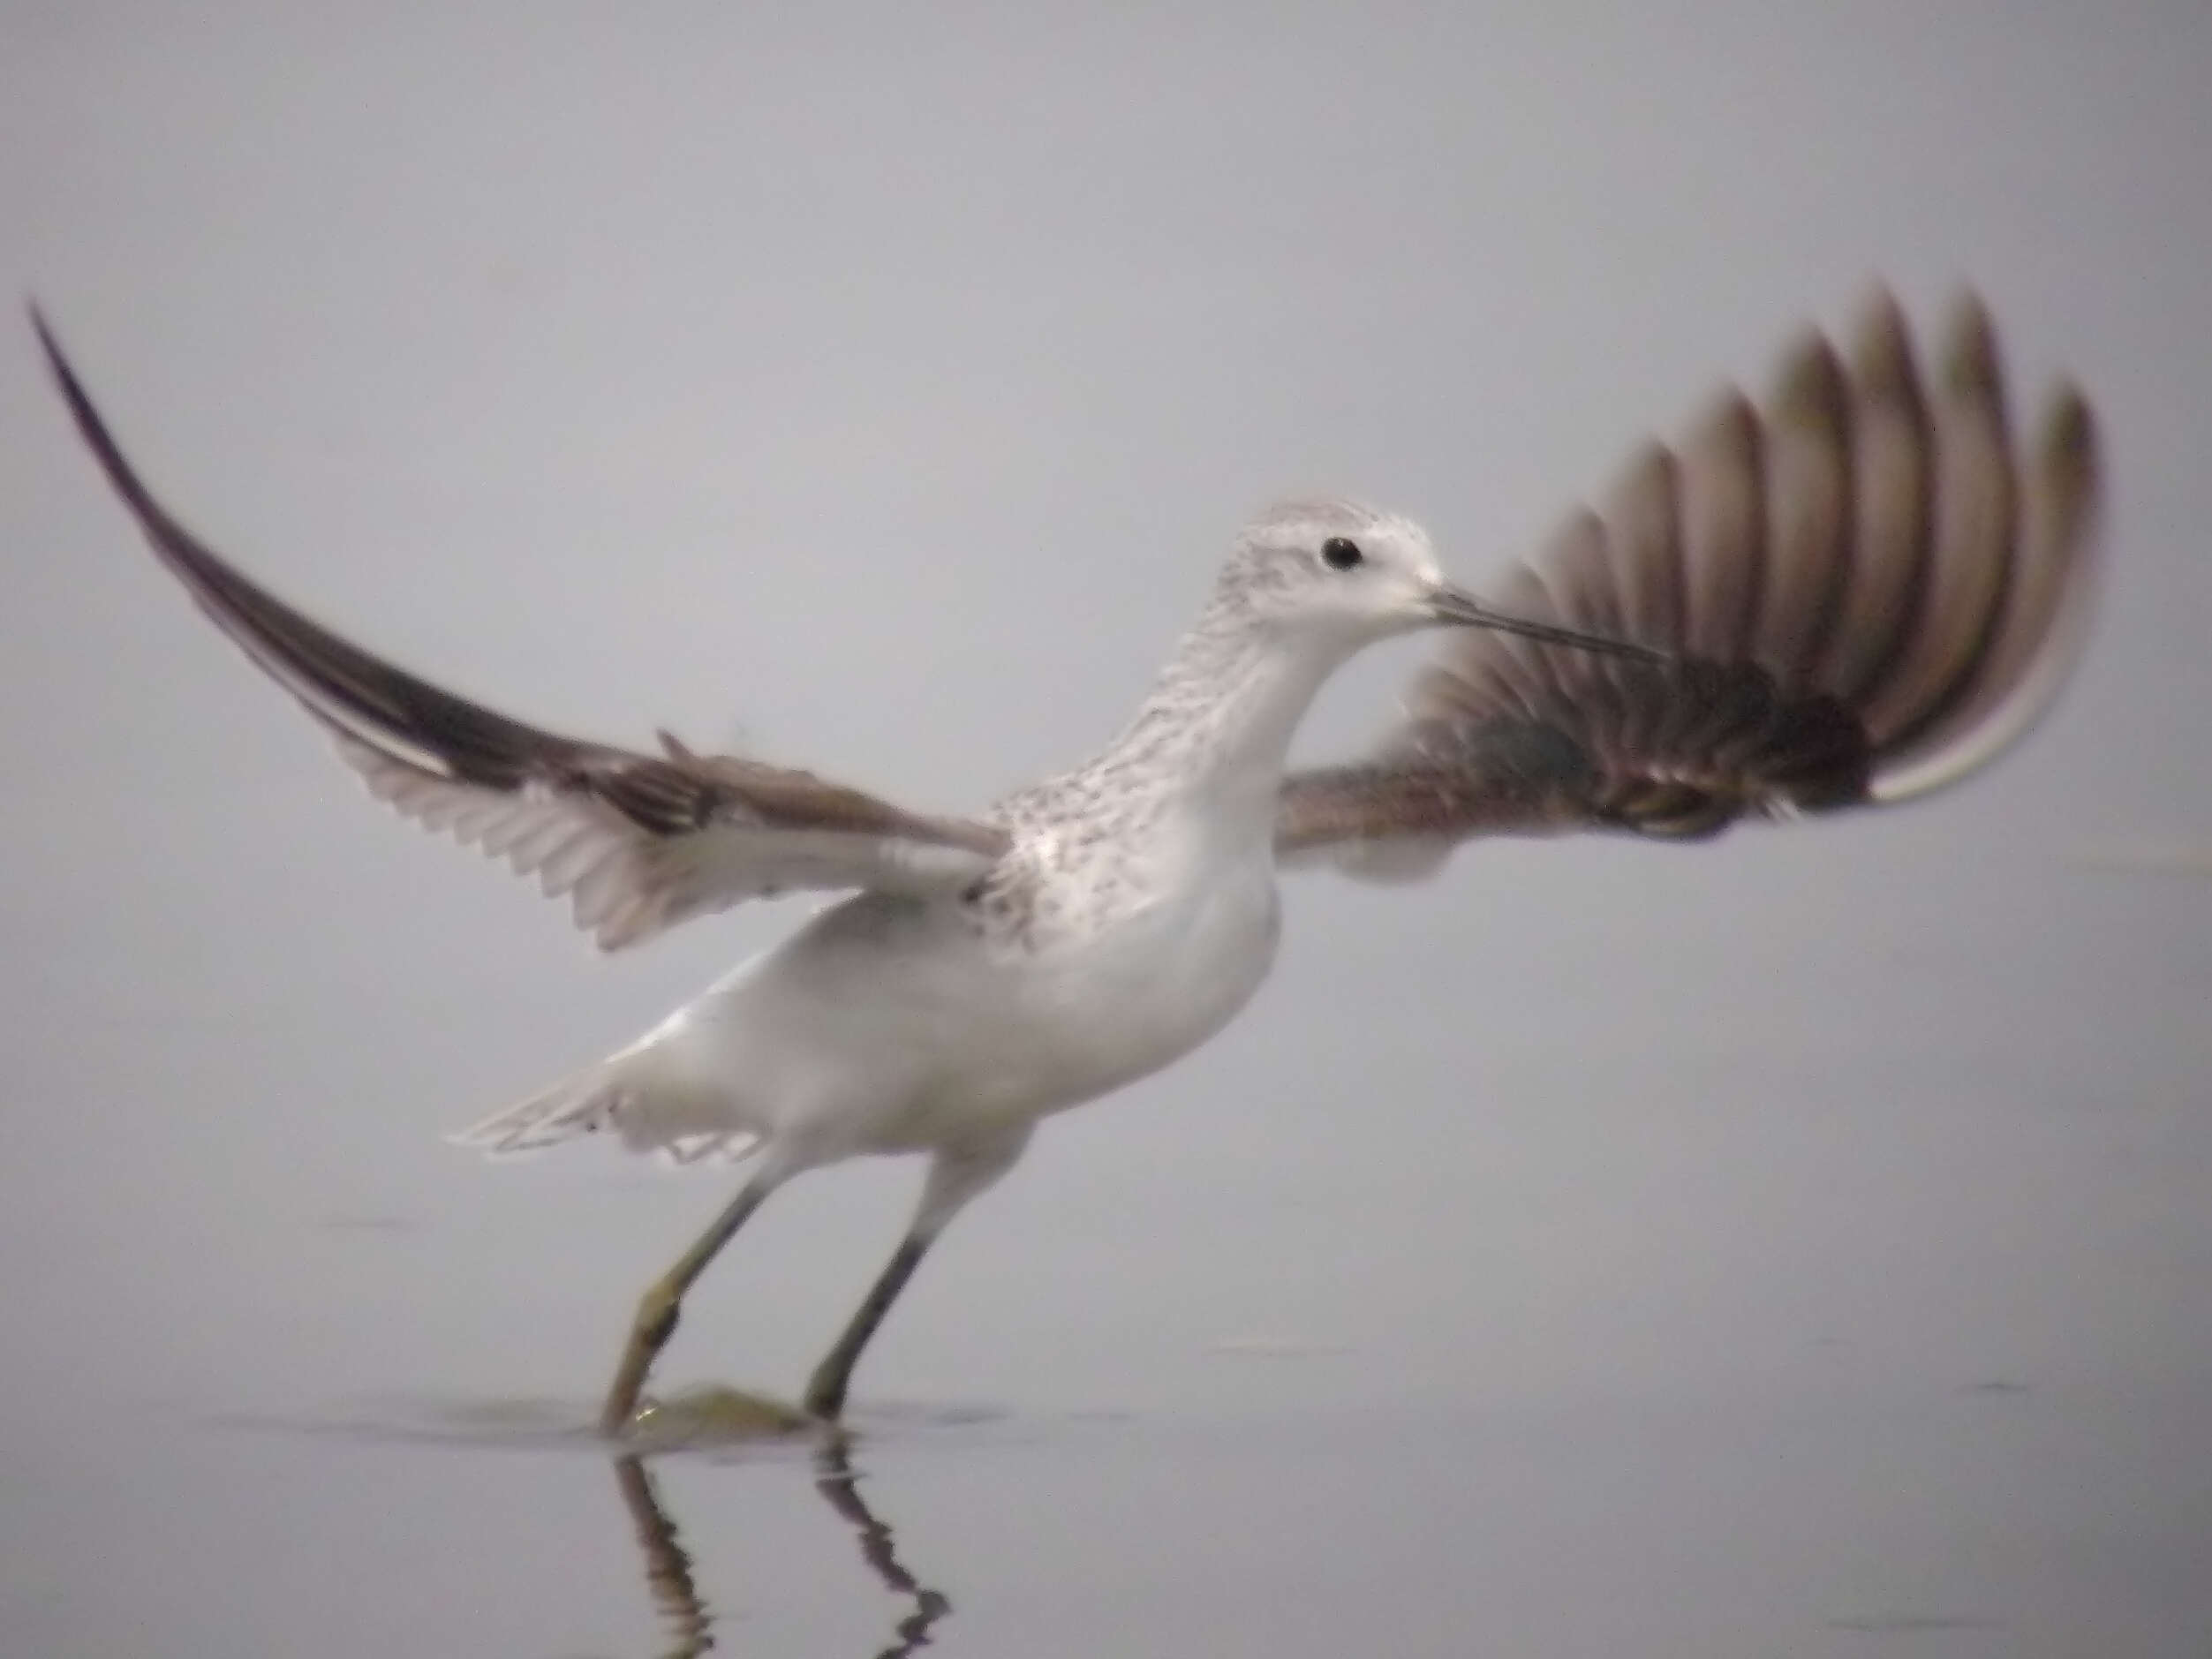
left=1429, top=584, right=1669, bottom=664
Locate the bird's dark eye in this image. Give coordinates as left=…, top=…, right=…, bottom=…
left=1321, top=537, right=1364, bottom=570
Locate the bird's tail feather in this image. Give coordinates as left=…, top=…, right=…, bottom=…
left=448, top=1065, right=633, bottom=1156
left=449, top=1051, right=762, bottom=1164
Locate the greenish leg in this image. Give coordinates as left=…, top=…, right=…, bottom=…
left=801, top=1127, right=1032, bottom=1422
left=803, top=1236, right=932, bottom=1421
left=600, top=1172, right=781, bottom=1437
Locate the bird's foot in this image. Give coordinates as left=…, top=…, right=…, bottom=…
left=616, top=1383, right=821, bottom=1449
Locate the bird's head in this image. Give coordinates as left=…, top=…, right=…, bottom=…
left=1218, top=498, right=1661, bottom=663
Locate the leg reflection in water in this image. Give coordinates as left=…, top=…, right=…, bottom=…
left=613, top=1455, right=716, bottom=1659
left=611, top=1440, right=952, bottom=1659
left=813, top=1438, right=953, bottom=1655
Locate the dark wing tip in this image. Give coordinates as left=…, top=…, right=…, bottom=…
left=26, top=298, right=62, bottom=364
left=27, top=298, right=57, bottom=358
left=30, top=305, right=169, bottom=534
left=32, top=304, right=118, bottom=474
left=1849, top=287, right=1919, bottom=404
left=2043, top=383, right=2098, bottom=477
left=1772, top=327, right=1848, bottom=426
left=34, top=318, right=599, bottom=795
left=1942, top=290, right=2006, bottom=413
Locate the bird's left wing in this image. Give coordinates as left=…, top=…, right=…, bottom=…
left=37, top=312, right=1008, bottom=949
left=1279, top=293, right=2102, bottom=881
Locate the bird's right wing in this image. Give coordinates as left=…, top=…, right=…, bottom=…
left=1279, top=293, right=2101, bottom=880
left=37, top=311, right=1009, bottom=949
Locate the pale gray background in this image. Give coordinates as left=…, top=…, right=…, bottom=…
left=4, top=5, right=2208, bottom=1656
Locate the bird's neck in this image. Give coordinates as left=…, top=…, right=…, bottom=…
left=1084, top=611, right=1346, bottom=839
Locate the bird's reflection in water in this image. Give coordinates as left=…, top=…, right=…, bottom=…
left=612, top=1455, right=716, bottom=1659
left=612, top=1438, right=952, bottom=1659
left=813, top=1440, right=954, bottom=1655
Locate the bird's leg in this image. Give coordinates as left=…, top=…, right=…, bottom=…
left=804, top=1236, right=932, bottom=1421
left=601, top=1167, right=784, bottom=1436
left=802, top=1127, right=1031, bottom=1421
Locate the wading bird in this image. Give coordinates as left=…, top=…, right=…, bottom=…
left=34, top=294, right=2098, bottom=1434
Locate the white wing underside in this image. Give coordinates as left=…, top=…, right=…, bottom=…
left=34, top=304, right=1008, bottom=952
left=336, top=735, right=996, bottom=949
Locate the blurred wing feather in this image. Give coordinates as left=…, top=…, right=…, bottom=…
left=1280, top=292, right=2101, bottom=875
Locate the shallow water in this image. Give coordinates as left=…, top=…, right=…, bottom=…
left=6, top=831, right=2210, bottom=1655
left=11, top=1371, right=2209, bottom=1657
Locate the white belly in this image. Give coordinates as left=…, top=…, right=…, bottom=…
left=976, top=852, right=1283, bottom=1111
left=673, top=848, right=1283, bottom=1158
